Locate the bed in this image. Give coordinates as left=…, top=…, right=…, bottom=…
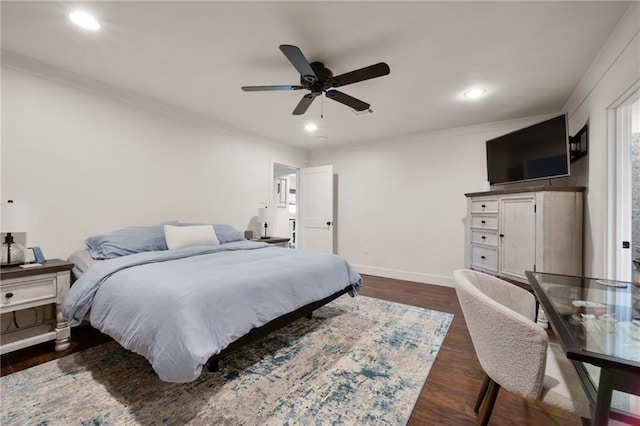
left=63, top=224, right=362, bottom=383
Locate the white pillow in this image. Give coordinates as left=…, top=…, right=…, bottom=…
left=163, top=225, right=220, bottom=250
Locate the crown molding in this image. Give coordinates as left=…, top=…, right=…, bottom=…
left=1, top=50, right=307, bottom=156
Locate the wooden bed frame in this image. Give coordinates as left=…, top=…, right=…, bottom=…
left=206, top=285, right=352, bottom=371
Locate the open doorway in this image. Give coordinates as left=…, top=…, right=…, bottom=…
left=270, top=161, right=335, bottom=253
left=272, top=162, right=298, bottom=248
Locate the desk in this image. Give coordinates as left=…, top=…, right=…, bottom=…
left=526, top=272, right=640, bottom=425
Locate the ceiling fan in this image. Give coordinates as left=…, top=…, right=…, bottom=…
left=241, top=44, right=390, bottom=116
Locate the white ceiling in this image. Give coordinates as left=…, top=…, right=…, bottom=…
left=1, top=1, right=630, bottom=149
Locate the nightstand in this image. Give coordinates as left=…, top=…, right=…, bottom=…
left=0, top=259, right=73, bottom=354
left=252, top=237, right=291, bottom=247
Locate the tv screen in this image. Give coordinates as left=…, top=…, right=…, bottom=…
left=486, top=114, right=569, bottom=185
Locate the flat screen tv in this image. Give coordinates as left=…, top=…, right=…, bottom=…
left=486, top=114, right=569, bottom=185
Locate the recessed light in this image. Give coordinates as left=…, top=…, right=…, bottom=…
left=69, top=11, right=100, bottom=30
left=305, top=123, right=317, bottom=132
left=463, top=88, right=486, bottom=99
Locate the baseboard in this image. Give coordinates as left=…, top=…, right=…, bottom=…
left=351, top=264, right=454, bottom=288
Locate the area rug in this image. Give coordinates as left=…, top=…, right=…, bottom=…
left=0, top=296, right=453, bottom=425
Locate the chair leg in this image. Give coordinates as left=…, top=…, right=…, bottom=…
left=474, top=374, right=491, bottom=413
left=477, top=379, right=500, bottom=426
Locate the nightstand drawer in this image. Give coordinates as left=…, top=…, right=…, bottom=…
left=1, top=275, right=56, bottom=310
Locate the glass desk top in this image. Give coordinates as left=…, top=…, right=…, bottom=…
left=527, top=272, right=640, bottom=366
left=527, top=272, right=640, bottom=422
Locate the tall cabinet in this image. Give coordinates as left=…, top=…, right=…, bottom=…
left=465, top=186, right=584, bottom=284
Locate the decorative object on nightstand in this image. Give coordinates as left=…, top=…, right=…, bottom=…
left=258, top=207, right=275, bottom=239
left=0, top=259, right=73, bottom=353
left=1, top=200, right=31, bottom=267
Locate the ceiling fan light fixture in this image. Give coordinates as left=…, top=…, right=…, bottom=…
left=463, top=88, right=487, bottom=100
left=69, top=11, right=100, bottom=30
left=305, top=123, right=317, bottom=132
left=241, top=45, right=390, bottom=116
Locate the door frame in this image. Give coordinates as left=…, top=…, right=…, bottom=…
left=269, top=157, right=301, bottom=244
left=606, top=81, right=640, bottom=280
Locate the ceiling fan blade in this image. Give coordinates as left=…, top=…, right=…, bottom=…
left=325, top=90, right=370, bottom=111
left=292, top=94, right=316, bottom=115
left=241, top=85, right=304, bottom=92
left=279, top=45, right=318, bottom=82
left=330, top=62, right=390, bottom=88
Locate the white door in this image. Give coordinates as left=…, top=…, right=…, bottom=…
left=499, top=195, right=536, bottom=281
left=298, top=165, right=333, bottom=253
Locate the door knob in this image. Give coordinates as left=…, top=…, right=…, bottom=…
left=326, top=221, right=332, bottom=226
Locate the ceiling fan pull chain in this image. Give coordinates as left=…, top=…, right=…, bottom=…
left=321, top=96, right=324, bottom=119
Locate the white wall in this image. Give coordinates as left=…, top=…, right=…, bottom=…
left=1, top=67, right=306, bottom=259
left=562, top=3, right=639, bottom=278
left=310, top=115, right=555, bottom=287
left=311, top=3, right=639, bottom=286
left=3, top=3, right=635, bottom=281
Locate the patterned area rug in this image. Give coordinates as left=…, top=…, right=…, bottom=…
left=1, top=296, right=453, bottom=425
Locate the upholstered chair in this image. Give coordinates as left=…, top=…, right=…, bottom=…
left=452, top=269, right=591, bottom=425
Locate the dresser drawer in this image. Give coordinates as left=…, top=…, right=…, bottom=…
left=471, top=245, right=498, bottom=272
left=471, top=229, right=499, bottom=246
left=1, top=275, right=57, bottom=310
left=470, top=215, right=498, bottom=230
left=470, top=199, right=498, bottom=214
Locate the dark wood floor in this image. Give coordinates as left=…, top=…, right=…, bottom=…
left=0, top=274, right=581, bottom=425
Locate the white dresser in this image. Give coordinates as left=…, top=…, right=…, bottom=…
left=465, top=186, right=584, bottom=284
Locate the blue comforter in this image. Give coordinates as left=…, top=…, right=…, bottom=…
left=63, top=241, right=362, bottom=382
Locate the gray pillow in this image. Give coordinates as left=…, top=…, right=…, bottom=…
left=178, top=222, right=245, bottom=244
left=86, top=225, right=171, bottom=259
left=213, top=224, right=245, bottom=244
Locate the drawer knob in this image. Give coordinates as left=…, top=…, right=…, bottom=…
left=500, top=234, right=504, bottom=238
left=481, top=220, right=486, bottom=224
left=5, top=292, right=13, bottom=299
left=481, top=236, right=486, bottom=240
left=481, top=204, right=486, bottom=208
left=481, top=256, right=486, bottom=260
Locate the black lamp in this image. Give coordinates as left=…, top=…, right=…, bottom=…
left=1, top=200, right=31, bottom=267
left=258, top=207, right=275, bottom=239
